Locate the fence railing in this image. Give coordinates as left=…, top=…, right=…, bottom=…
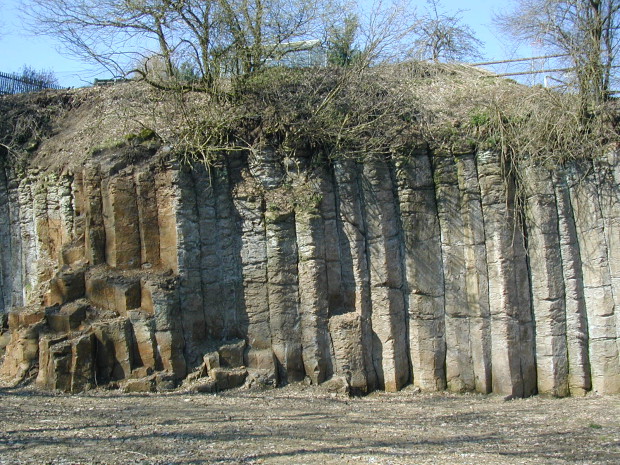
left=0, top=71, right=63, bottom=95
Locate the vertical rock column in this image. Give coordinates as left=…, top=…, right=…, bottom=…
left=135, top=169, right=161, bottom=268
left=361, top=156, right=409, bottom=392
left=152, top=167, right=187, bottom=378
left=58, top=174, right=76, bottom=251
left=101, top=171, right=141, bottom=269
left=33, top=177, right=54, bottom=286
left=553, top=171, right=591, bottom=395
left=0, top=166, right=12, bottom=311
left=18, top=175, right=37, bottom=304
left=597, top=153, right=620, bottom=364
left=433, top=151, right=475, bottom=392
left=477, top=151, right=537, bottom=397
left=174, top=167, right=207, bottom=366
left=455, top=154, right=492, bottom=393
left=155, top=168, right=180, bottom=274
left=5, top=171, right=24, bottom=307
left=230, top=158, right=273, bottom=373
left=265, top=205, right=304, bottom=383
left=333, top=159, right=377, bottom=391
left=213, top=166, right=244, bottom=341
left=320, top=162, right=368, bottom=392
left=395, top=149, right=446, bottom=391
left=569, top=163, right=620, bottom=394
left=523, top=164, right=569, bottom=397
left=43, top=173, right=75, bottom=269
left=294, top=167, right=333, bottom=384
left=83, top=164, right=106, bottom=266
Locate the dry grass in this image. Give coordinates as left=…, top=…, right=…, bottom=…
left=1, top=62, right=617, bottom=176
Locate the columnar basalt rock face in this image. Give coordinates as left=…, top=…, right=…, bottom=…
left=394, top=150, right=446, bottom=391
left=0, top=144, right=619, bottom=397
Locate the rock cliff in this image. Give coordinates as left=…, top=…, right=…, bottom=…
left=0, top=86, right=619, bottom=397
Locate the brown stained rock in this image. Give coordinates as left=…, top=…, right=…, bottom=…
left=101, top=174, right=141, bottom=270
left=134, top=169, right=161, bottom=268
left=59, top=242, right=86, bottom=267
left=0, top=328, right=10, bottom=358
left=46, top=269, right=86, bottom=307
left=85, top=272, right=140, bottom=316
left=92, top=318, right=134, bottom=383
left=128, top=313, right=158, bottom=371
left=122, top=375, right=156, bottom=393
left=154, top=170, right=178, bottom=273
left=0, top=325, right=41, bottom=381
left=140, top=279, right=155, bottom=314
left=121, top=372, right=176, bottom=393
left=8, top=307, right=46, bottom=330
left=36, top=333, right=95, bottom=393
left=37, top=337, right=73, bottom=391
left=71, top=333, right=96, bottom=392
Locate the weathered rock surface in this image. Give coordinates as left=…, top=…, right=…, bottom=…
left=0, top=138, right=619, bottom=396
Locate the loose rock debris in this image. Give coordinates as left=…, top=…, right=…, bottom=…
left=1, top=384, right=619, bottom=465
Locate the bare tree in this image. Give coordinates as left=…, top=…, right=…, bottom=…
left=19, top=66, right=59, bottom=87
left=496, top=0, right=620, bottom=106
left=355, top=0, right=418, bottom=65
left=411, top=0, right=483, bottom=62
left=23, top=0, right=342, bottom=91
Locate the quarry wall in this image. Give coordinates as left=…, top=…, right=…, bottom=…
left=0, top=145, right=618, bottom=397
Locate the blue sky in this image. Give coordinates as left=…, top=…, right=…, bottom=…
left=0, top=0, right=528, bottom=88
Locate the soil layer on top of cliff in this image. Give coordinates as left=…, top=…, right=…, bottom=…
left=2, top=62, right=614, bottom=175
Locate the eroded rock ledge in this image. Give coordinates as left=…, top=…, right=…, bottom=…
left=0, top=142, right=618, bottom=397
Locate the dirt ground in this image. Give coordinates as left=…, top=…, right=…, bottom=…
left=1, top=383, right=619, bottom=465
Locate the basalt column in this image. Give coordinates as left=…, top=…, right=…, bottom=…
left=477, top=151, right=536, bottom=398
left=294, top=165, right=334, bottom=385
left=395, top=148, right=446, bottom=391
left=455, top=153, right=492, bottom=393
left=361, top=156, right=409, bottom=392
left=434, top=151, right=492, bottom=393
left=230, top=154, right=274, bottom=375
left=553, top=170, right=591, bottom=395
left=321, top=161, right=368, bottom=392
left=0, top=165, right=12, bottom=312
left=523, top=164, right=569, bottom=397
left=332, top=158, right=377, bottom=391
left=569, top=162, right=620, bottom=394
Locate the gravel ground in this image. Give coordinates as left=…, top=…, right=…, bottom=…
left=1, top=383, right=619, bottom=465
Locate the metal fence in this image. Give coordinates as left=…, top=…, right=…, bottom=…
left=0, top=71, right=63, bottom=95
